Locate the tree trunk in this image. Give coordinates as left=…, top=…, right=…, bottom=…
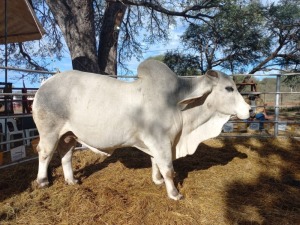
left=46, top=0, right=99, bottom=73
left=98, top=2, right=127, bottom=75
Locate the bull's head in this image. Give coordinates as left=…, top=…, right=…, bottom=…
left=178, top=70, right=250, bottom=120
left=205, top=70, right=250, bottom=119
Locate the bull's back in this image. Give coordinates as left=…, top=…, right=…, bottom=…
left=34, top=70, right=134, bottom=113
left=33, top=71, right=142, bottom=137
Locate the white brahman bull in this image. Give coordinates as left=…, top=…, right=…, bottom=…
left=32, top=59, right=250, bottom=200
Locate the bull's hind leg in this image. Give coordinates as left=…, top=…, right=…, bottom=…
left=36, top=134, right=59, bottom=187
left=57, top=133, right=77, bottom=185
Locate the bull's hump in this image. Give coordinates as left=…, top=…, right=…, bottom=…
left=137, top=59, right=177, bottom=80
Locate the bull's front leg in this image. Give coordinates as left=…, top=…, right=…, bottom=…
left=149, top=142, right=183, bottom=200
left=158, top=162, right=183, bottom=200
left=151, top=157, right=164, bottom=185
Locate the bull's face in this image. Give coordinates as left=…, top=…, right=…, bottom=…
left=178, top=70, right=250, bottom=119
left=210, top=72, right=250, bottom=119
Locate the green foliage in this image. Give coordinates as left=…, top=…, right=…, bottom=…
left=282, top=74, right=300, bottom=88
left=267, top=0, right=300, bottom=84
left=177, top=0, right=300, bottom=83
left=147, top=55, right=165, bottom=62
left=260, top=76, right=300, bottom=91
left=163, top=51, right=201, bottom=76
left=2, top=0, right=299, bottom=84
left=181, top=0, right=270, bottom=73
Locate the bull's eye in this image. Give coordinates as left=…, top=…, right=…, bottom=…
left=225, top=86, right=234, bottom=92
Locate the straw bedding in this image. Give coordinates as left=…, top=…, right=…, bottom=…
left=0, top=137, right=299, bottom=225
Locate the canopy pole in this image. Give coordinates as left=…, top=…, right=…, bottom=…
left=4, top=0, right=8, bottom=147
left=4, top=0, right=8, bottom=83
left=274, top=75, right=281, bottom=136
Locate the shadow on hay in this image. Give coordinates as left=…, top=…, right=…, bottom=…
left=74, top=147, right=152, bottom=181
left=225, top=138, right=300, bottom=224
left=174, top=140, right=247, bottom=186
left=76, top=140, right=248, bottom=187
left=0, top=152, right=64, bottom=202
left=0, top=161, right=38, bottom=202
left=0, top=138, right=247, bottom=203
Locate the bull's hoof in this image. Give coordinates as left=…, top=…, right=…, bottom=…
left=153, top=178, right=164, bottom=185
left=168, top=188, right=184, bottom=200
left=36, top=179, right=49, bottom=188
left=169, top=193, right=184, bottom=201
left=65, top=178, right=78, bottom=185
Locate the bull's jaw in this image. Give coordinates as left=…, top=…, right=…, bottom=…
left=235, top=99, right=251, bottom=120
left=236, top=104, right=251, bottom=120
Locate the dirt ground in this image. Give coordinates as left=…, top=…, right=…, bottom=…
left=0, top=137, right=299, bottom=225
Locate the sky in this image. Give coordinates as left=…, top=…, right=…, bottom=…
left=1, top=21, right=187, bottom=88
left=1, top=0, right=282, bottom=89
left=121, top=22, right=187, bottom=76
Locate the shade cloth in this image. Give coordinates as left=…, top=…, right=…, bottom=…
left=0, top=0, right=45, bottom=44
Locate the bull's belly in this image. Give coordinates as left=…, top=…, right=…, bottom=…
left=75, top=129, right=135, bottom=149
left=68, top=119, right=139, bottom=149
left=75, top=128, right=152, bottom=156
left=66, top=109, right=180, bottom=157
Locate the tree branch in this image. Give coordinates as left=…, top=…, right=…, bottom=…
left=18, top=43, right=48, bottom=71
left=107, top=0, right=220, bottom=19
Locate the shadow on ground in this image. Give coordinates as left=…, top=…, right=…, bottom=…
left=224, top=138, right=300, bottom=224
left=77, top=140, right=248, bottom=187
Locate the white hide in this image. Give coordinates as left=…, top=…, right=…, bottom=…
left=32, top=59, right=250, bottom=200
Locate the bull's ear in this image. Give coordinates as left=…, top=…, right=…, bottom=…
left=178, top=71, right=220, bottom=107
left=178, top=87, right=212, bottom=106
left=205, top=70, right=219, bottom=81
left=178, top=97, right=198, bottom=105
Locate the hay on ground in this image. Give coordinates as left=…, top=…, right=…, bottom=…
left=0, top=137, right=299, bottom=225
